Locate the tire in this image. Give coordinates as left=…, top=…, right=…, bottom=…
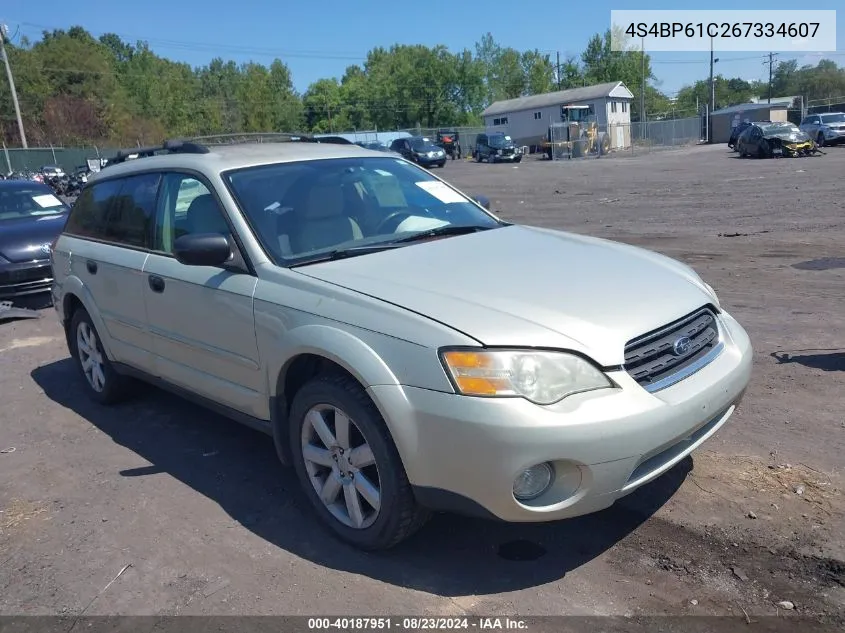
left=475, top=152, right=482, bottom=163
left=69, top=307, right=135, bottom=405
left=288, top=372, right=430, bottom=550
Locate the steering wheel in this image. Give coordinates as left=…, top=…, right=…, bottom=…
left=375, top=206, right=435, bottom=234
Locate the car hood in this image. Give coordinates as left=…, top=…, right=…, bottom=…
left=0, top=212, right=67, bottom=263
left=413, top=145, right=443, bottom=153
left=764, top=130, right=809, bottom=142
left=293, top=225, right=717, bottom=366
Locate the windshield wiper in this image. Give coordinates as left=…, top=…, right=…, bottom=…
left=288, top=243, right=401, bottom=267
left=391, top=224, right=496, bottom=244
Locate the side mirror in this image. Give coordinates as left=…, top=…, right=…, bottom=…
left=472, top=195, right=491, bottom=210
left=173, top=233, right=232, bottom=267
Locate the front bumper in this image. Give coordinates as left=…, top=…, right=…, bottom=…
left=777, top=141, right=816, bottom=155
left=0, top=260, right=53, bottom=301
left=415, top=155, right=446, bottom=166
left=370, top=309, right=752, bottom=522
left=492, top=152, right=520, bottom=162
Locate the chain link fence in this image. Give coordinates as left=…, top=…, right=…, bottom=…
left=2, top=144, right=114, bottom=175
left=544, top=117, right=704, bottom=161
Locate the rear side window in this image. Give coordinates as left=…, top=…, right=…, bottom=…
left=63, top=180, right=123, bottom=239
left=63, top=174, right=160, bottom=248
left=103, top=173, right=160, bottom=248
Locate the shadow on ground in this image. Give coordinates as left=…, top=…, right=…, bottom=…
left=771, top=350, right=845, bottom=372
left=32, top=358, right=690, bottom=597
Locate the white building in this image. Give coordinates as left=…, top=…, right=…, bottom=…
left=481, top=81, right=635, bottom=151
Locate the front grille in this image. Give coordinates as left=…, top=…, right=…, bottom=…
left=0, top=265, right=49, bottom=284
left=623, top=307, right=721, bottom=391
left=0, top=263, right=52, bottom=298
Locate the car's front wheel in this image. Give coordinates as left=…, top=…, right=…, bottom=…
left=289, top=373, right=429, bottom=550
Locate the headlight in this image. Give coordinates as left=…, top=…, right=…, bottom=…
left=440, top=348, right=613, bottom=405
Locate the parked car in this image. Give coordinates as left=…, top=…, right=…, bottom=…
left=735, top=121, right=816, bottom=158
left=473, top=132, right=522, bottom=163
left=388, top=136, right=446, bottom=168
left=0, top=180, right=70, bottom=305
left=798, top=111, right=845, bottom=146
left=51, top=138, right=752, bottom=551
left=40, top=165, right=65, bottom=179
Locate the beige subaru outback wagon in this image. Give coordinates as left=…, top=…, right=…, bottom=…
left=51, top=136, right=753, bottom=550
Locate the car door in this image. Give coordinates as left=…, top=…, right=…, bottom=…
left=142, top=171, right=264, bottom=418
left=59, top=173, right=157, bottom=371
left=804, top=115, right=821, bottom=137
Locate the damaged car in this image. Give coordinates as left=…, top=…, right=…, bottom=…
left=735, top=121, right=818, bottom=158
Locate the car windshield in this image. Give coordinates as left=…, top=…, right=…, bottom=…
left=760, top=123, right=799, bottom=134
left=488, top=135, right=511, bottom=148
left=224, top=156, right=502, bottom=266
left=820, top=113, right=845, bottom=124
left=0, top=185, right=67, bottom=221
left=408, top=138, right=431, bottom=150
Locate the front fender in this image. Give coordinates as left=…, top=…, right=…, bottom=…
left=58, top=276, right=117, bottom=361
left=270, top=324, right=401, bottom=397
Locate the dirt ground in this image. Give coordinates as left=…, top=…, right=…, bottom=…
left=1, top=143, right=843, bottom=628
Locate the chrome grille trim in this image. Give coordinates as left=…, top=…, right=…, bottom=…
left=623, top=307, right=723, bottom=393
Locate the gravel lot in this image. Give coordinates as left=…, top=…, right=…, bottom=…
left=1, top=144, right=843, bottom=626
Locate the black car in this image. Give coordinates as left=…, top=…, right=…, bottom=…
left=0, top=180, right=70, bottom=306
left=388, top=136, right=447, bottom=168
left=473, top=132, right=521, bottom=163
left=735, top=121, right=816, bottom=158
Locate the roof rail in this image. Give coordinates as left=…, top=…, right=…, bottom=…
left=106, top=139, right=210, bottom=165
left=104, top=132, right=355, bottom=166
left=185, top=132, right=354, bottom=146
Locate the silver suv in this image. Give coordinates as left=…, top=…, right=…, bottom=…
left=51, top=136, right=753, bottom=550
left=799, top=112, right=845, bottom=146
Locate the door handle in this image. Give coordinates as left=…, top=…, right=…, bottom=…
left=148, top=275, right=165, bottom=293
left=86, top=260, right=97, bottom=274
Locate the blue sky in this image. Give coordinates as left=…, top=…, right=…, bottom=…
left=3, top=0, right=843, bottom=98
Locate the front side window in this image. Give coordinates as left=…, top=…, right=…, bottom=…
left=224, top=156, right=502, bottom=265
left=153, top=173, right=230, bottom=254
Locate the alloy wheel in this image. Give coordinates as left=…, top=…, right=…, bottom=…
left=76, top=321, right=105, bottom=392
left=301, top=404, right=381, bottom=529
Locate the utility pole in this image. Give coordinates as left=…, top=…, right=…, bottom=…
left=325, top=95, right=333, bottom=133
left=709, top=37, right=715, bottom=142
left=708, top=37, right=719, bottom=142
left=0, top=23, right=27, bottom=148
left=640, top=38, right=646, bottom=123
left=764, top=52, right=778, bottom=103
left=556, top=51, right=561, bottom=90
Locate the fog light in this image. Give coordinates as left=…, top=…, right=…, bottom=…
left=513, top=463, right=554, bottom=500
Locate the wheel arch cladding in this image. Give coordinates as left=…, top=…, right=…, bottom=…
left=60, top=285, right=116, bottom=361
left=268, top=325, right=404, bottom=465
